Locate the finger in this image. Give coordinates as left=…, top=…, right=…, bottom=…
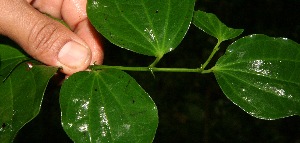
left=30, top=0, right=104, bottom=65
left=27, top=0, right=63, bottom=19
left=0, top=0, right=92, bottom=75
left=74, top=20, right=104, bottom=65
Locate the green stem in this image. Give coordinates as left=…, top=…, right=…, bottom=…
left=89, top=40, right=223, bottom=74
left=90, top=65, right=213, bottom=74
left=201, top=40, right=222, bottom=70
left=149, top=55, right=163, bottom=67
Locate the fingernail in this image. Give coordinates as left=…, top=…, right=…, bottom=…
left=58, top=41, right=90, bottom=68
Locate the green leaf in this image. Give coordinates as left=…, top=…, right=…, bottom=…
left=87, top=0, right=195, bottom=57
left=0, top=44, right=29, bottom=82
left=0, top=62, right=58, bottom=142
left=213, top=34, right=300, bottom=119
left=193, top=10, right=243, bottom=41
left=60, top=69, right=158, bottom=142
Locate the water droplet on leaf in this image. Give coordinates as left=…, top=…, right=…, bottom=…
left=78, top=123, right=88, bottom=132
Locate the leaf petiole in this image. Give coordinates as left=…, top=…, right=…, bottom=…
left=149, top=54, right=164, bottom=67
left=201, top=40, right=222, bottom=70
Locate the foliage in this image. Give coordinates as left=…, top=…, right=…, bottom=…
left=60, top=70, right=158, bottom=142
left=1, top=0, right=300, bottom=142
left=213, top=34, right=300, bottom=119
left=0, top=46, right=57, bottom=142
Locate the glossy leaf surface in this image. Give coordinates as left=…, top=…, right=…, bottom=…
left=213, top=34, right=300, bottom=119
left=0, top=44, right=29, bottom=82
left=87, top=0, right=195, bottom=57
left=0, top=62, right=57, bottom=142
left=193, top=10, right=243, bottom=41
left=60, top=69, right=158, bottom=142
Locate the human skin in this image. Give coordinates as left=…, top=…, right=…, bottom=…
left=0, top=0, right=104, bottom=75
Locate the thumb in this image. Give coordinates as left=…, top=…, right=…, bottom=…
left=0, top=0, right=91, bottom=75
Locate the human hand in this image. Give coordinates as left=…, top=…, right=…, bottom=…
left=0, top=0, right=104, bottom=75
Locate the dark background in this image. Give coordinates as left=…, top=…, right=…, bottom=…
left=9, top=0, right=300, bottom=142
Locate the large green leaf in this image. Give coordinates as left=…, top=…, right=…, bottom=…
left=0, top=44, right=29, bottom=82
left=60, top=69, right=158, bottom=142
left=193, top=10, right=243, bottom=41
left=213, top=34, right=300, bottom=119
left=0, top=62, right=58, bottom=142
left=87, top=0, right=195, bottom=57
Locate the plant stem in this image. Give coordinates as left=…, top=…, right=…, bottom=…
left=149, top=55, right=163, bottom=67
left=90, top=65, right=213, bottom=74
left=201, top=40, right=222, bottom=70
left=89, top=40, right=223, bottom=74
